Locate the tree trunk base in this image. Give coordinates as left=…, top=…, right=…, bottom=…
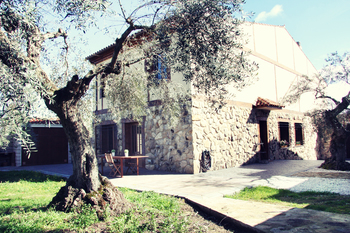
left=48, top=175, right=132, bottom=220
left=319, top=159, right=350, bottom=171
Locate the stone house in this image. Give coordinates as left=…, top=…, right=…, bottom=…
left=87, top=22, right=319, bottom=174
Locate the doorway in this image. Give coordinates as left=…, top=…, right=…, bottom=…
left=22, top=127, right=68, bottom=166
left=259, top=120, right=269, bottom=160
left=123, top=120, right=145, bottom=167
left=124, top=122, right=143, bottom=156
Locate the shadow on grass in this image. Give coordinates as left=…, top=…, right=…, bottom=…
left=0, top=170, right=66, bottom=183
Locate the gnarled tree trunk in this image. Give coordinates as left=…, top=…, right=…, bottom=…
left=45, top=76, right=132, bottom=219
left=320, top=97, right=350, bottom=171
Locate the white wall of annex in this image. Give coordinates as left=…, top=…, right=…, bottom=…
left=293, top=43, right=308, bottom=75
left=253, top=24, right=277, bottom=62
left=275, top=66, right=300, bottom=111
left=239, top=23, right=319, bottom=113
left=241, top=23, right=255, bottom=51
left=234, top=56, right=276, bottom=104
left=275, top=26, right=294, bottom=70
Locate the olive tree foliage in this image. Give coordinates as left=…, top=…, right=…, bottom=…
left=282, top=51, right=350, bottom=170
left=104, top=0, right=257, bottom=124
left=0, top=0, right=256, bottom=213
left=0, top=0, right=97, bottom=151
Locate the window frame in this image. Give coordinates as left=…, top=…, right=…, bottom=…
left=145, top=54, right=171, bottom=81
left=100, top=124, right=116, bottom=154
left=278, top=122, right=290, bottom=147
left=294, top=123, right=304, bottom=146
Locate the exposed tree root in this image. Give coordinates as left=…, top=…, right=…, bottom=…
left=320, top=158, right=350, bottom=171
left=49, top=175, right=132, bottom=220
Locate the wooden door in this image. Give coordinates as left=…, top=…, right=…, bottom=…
left=22, top=127, right=68, bottom=166
left=259, top=121, right=269, bottom=160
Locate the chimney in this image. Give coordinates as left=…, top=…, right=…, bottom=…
left=296, top=41, right=302, bottom=50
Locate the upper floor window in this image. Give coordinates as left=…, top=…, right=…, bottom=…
left=100, top=75, right=106, bottom=98
left=145, top=54, right=170, bottom=82
left=295, top=123, right=304, bottom=146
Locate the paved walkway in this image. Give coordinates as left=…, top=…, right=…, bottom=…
left=1, top=160, right=350, bottom=232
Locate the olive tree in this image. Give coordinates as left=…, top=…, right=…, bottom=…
left=0, top=0, right=256, bottom=216
left=282, top=51, right=350, bottom=171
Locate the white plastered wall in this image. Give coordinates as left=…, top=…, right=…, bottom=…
left=233, top=23, right=319, bottom=113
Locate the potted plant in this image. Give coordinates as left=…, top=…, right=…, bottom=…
left=124, top=149, right=129, bottom=157
left=279, top=140, right=289, bottom=148
left=111, top=149, right=115, bottom=157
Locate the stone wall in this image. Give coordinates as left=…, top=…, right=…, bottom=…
left=144, top=106, right=193, bottom=173
left=94, top=107, right=194, bottom=174
left=191, top=98, right=318, bottom=173
left=266, top=111, right=317, bottom=161
left=192, top=99, right=260, bottom=173
left=94, top=98, right=317, bottom=174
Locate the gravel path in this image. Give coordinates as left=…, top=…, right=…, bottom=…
left=289, top=177, right=350, bottom=195
left=249, top=167, right=350, bottom=195
left=289, top=168, right=350, bottom=195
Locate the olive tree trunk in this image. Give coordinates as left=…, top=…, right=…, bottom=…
left=320, top=96, right=350, bottom=171
left=45, top=76, right=131, bottom=218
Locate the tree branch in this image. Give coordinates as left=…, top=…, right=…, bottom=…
left=42, top=28, right=68, bottom=41
left=316, top=95, right=340, bottom=105
left=328, top=91, right=350, bottom=118
left=0, top=31, right=57, bottom=93
left=105, top=24, right=153, bottom=74
left=125, top=56, right=147, bottom=67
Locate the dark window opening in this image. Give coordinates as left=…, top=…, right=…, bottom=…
left=100, top=88, right=105, bottom=98
left=101, top=125, right=114, bottom=153
left=295, top=123, right=304, bottom=145
left=100, top=76, right=106, bottom=98
left=279, top=122, right=289, bottom=146
left=125, top=122, right=143, bottom=155
left=259, top=120, right=269, bottom=160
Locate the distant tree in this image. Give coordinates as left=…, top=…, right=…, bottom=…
left=0, top=0, right=256, bottom=216
left=282, top=52, right=350, bottom=171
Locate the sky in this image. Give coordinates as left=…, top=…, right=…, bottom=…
left=242, top=0, right=350, bottom=70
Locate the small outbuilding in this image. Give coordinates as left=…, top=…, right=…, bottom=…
left=0, top=119, right=70, bottom=167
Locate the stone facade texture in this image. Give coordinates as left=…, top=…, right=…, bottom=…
left=191, top=98, right=317, bottom=173
left=144, top=106, right=193, bottom=174
left=95, top=98, right=317, bottom=174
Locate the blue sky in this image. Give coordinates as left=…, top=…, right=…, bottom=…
left=242, top=0, right=350, bottom=70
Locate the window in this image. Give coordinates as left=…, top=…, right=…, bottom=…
left=295, top=123, right=304, bottom=145
left=100, top=79, right=106, bottom=98
left=101, top=125, right=115, bottom=153
left=145, top=54, right=170, bottom=81
left=125, top=122, right=144, bottom=155
left=279, top=122, right=289, bottom=146
left=155, top=55, right=169, bottom=80
left=100, top=87, right=105, bottom=98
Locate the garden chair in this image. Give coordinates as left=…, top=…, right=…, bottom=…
left=105, top=153, right=122, bottom=177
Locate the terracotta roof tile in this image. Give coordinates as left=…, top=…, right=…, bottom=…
left=29, top=118, right=61, bottom=124
left=255, top=97, right=284, bottom=109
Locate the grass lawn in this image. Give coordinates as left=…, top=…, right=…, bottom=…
left=225, top=186, right=350, bottom=215
left=0, top=171, right=235, bottom=233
